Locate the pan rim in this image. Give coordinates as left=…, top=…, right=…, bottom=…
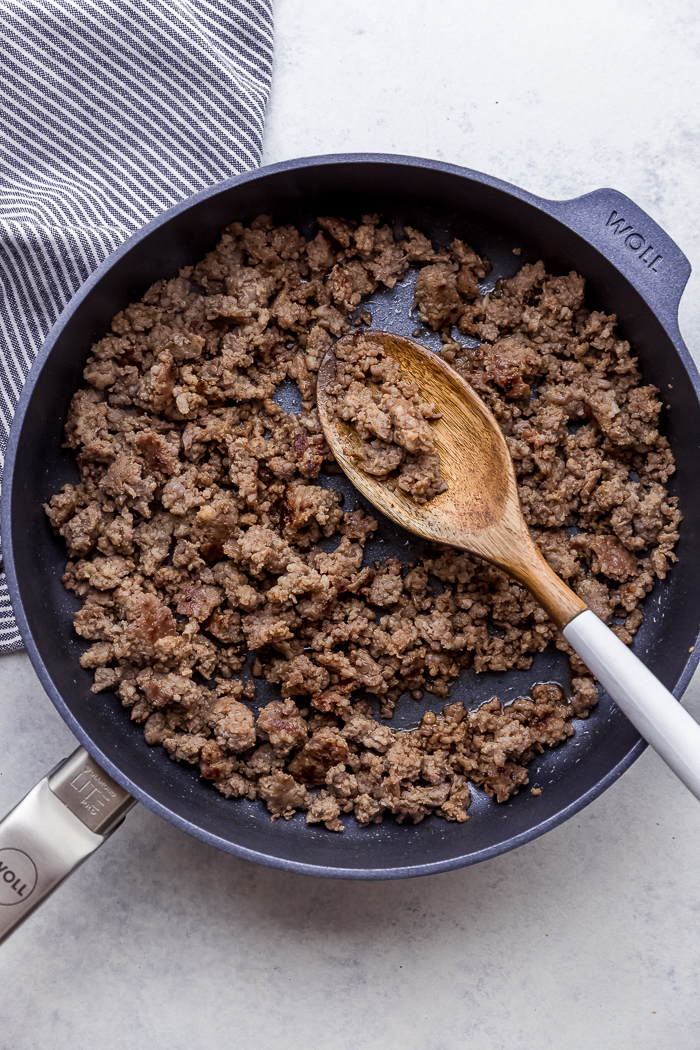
left=2, top=152, right=697, bottom=879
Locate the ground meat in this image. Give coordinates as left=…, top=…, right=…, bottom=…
left=46, top=213, right=680, bottom=832
left=325, top=332, right=448, bottom=503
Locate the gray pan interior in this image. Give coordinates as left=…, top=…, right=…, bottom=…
left=4, top=155, right=700, bottom=878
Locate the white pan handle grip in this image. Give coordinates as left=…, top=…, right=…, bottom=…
left=0, top=748, right=135, bottom=946
left=564, top=610, right=700, bottom=799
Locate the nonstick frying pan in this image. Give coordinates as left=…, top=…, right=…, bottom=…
left=2, top=155, right=700, bottom=939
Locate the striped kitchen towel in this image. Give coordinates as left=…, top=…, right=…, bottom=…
left=0, top=0, right=274, bottom=652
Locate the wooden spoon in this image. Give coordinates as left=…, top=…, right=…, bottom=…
left=318, top=330, right=700, bottom=801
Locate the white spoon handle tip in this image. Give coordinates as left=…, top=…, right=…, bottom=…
left=564, top=610, right=700, bottom=801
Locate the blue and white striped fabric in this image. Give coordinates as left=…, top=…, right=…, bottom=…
left=0, top=0, right=275, bottom=652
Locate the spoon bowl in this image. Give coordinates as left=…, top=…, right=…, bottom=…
left=319, top=331, right=513, bottom=538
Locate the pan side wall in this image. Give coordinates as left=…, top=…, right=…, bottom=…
left=6, top=159, right=700, bottom=875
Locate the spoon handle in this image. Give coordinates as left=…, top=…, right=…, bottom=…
left=564, top=610, right=700, bottom=800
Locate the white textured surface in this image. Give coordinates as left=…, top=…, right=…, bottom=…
left=2, top=2, right=700, bottom=1046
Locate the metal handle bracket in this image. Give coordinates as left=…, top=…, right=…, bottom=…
left=0, top=748, right=135, bottom=945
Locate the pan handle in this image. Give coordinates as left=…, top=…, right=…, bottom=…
left=0, top=747, right=135, bottom=945
left=547, top=188, right=691, bottom=332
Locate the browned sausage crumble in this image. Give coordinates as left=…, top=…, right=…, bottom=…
left=45, top=213, right=680, bottom=831
left=325, top=332, right=448, bottom=503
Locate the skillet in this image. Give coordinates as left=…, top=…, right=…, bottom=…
left=2, top=154, right=699, bottom=928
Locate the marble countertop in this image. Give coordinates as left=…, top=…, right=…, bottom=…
left=2, top=2, right=700, bottom=1047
